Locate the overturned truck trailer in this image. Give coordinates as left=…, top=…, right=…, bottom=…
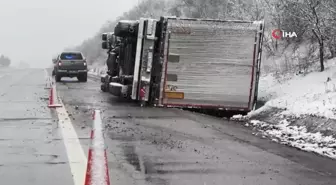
left=100, top=17, right=264, bottom=114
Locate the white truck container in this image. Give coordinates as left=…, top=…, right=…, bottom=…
left=160, top=18, right=264, bottom=112
left=100, top=17, right=264, bottom=114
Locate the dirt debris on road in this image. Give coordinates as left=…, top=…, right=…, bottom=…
left=54, top=76, right=336, bottom=185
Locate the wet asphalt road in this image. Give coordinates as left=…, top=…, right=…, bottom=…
left=51, top=71, right=336, bottom=185
left=3, top=67, right=336, bottom=185
left=0, top=68, right=73, bottom=185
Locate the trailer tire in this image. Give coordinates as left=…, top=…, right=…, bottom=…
left=101, top=84, right=107, bottom=92
left=114, top=21, right=139, bottom=37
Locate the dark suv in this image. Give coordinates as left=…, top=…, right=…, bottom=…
left=53, top=52, right=88, bottom=82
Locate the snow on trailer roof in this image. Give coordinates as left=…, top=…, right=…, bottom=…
left=253, top=20, right=265, bottom=25
left=118, top=20, right=139, bottom=23
left=162, top=16, right=264, bottom=25
left=161, top=17, right=265, bottom=33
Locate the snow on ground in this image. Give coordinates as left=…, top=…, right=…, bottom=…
left=259, top=74, right=336, bottom=119
left=88, top=65, right=106, bottom=76
left=232, top=58, right=336, bottom=160
left=253, top=58, right=336, bottom=119
left=245, top=120, right=336, bottom=159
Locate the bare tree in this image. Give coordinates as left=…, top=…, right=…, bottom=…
left=72, top=0, right=336, bottom=74
left=321, top=1, right=336, bottom=58
left=278, top=0, right=331, bottom=72
left=0, top=55, right=11, bottom=67
left=309, top=0, right=326, bottom=71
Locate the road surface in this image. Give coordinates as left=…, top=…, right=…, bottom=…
left=0, top=68, right=73, bottom=185
left=56, top=71, right=336, bottom=185
left=1, top=67, right=336, bottom=185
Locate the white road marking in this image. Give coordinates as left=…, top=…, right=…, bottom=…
left=44, top=69, right=87, bottom=185
left=56, top=100, right=87, bottom=185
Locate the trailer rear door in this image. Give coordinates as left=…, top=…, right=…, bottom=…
left=160, top=18, right=263, bottom=111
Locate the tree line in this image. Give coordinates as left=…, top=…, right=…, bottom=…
left=0, top=54, right=11, bottom=67
left=75, top=0, right=336, bottom=73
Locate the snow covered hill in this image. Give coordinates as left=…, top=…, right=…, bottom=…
left=233, top=58, right=336, bottom=160
left=257, top=59, right=336, bottom=119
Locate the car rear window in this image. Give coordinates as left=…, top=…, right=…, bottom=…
left=60, top=53, right=83, bottom=60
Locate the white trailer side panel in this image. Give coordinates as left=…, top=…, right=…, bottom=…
left=161, top=19, right=260, bottom=110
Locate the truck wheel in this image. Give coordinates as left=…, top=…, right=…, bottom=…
left=114, top=20, right=139, bottom=37
left=55, top=74, right=61, bottom=82
left=100, top=84, right=107, bottom=92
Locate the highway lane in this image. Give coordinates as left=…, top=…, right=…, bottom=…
left=55, top=73, right=336, bottom=185
left=0, top=68, right=73, bottom=185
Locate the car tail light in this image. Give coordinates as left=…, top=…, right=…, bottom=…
left=58, top=62, right=62, bottom=66
left=84, top=62, right=87, bottom=66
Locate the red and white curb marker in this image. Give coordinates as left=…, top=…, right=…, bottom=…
left=48, top=78, right=62, bottom=108
left=84, top=110, right=110, bottom=185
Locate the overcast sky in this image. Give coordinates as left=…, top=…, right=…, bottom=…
left=0, top=0, right=138, bottom=68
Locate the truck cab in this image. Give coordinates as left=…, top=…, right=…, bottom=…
left=101, top=19, right=158, bottom=103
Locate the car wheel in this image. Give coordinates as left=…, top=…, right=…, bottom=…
left=82, top=73, right=88, bottom=82
left=77, top=74, right=87, bottom=82
left=55, top=74, right=61, bottom=82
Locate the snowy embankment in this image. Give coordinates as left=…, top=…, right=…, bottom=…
left=233, top=59, right=336, bottom=159
left=88, top=65, right=106, bottom=76
left=249, top=120, right=336, bottom=159
left=88, top=64, right=107, bottom=81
